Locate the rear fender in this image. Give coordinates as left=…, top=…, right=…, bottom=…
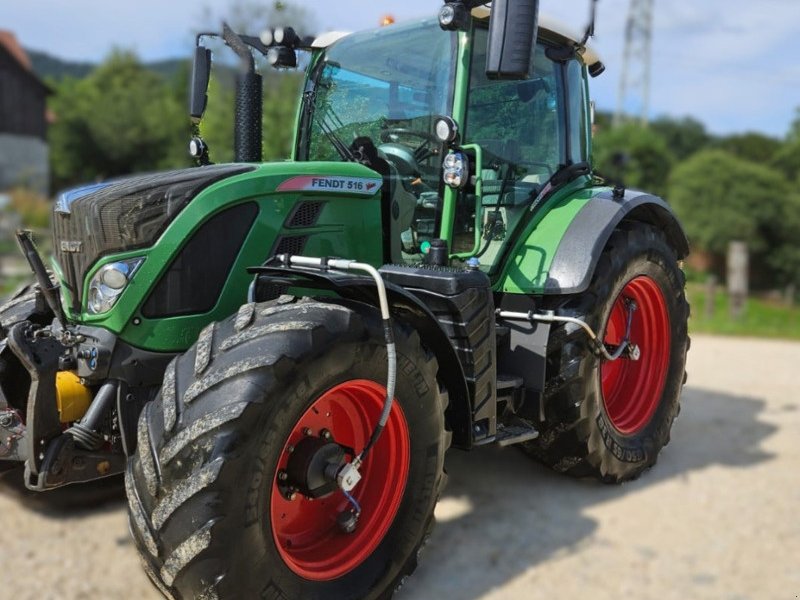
left=542, top=189, right=689, bottom=295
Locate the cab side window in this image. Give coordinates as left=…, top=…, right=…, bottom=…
left=465, top=27, right=564, bottom=190
left=453, top=27, right=566, bottom=267
left=567, top=59, right=589, bottom=165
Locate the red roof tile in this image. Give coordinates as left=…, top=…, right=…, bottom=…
left=0, top=30, right=33, bottom=72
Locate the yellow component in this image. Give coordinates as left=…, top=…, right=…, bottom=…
left=55, top=372, right=92, bottom=423
left=381, top=15, right=396, bottom=26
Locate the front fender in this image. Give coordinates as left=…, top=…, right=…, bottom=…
left=250, top=266, right=474, bottom=448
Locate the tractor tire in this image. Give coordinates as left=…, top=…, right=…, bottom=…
left=524, top=222, right=689, bottom=483
left=127, top=299, right=449, bottom=600
left=1, top=282, right=53, bottom=413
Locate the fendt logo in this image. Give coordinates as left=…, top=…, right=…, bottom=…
left=60, top=241, right=83, bottom=253
left=278, top=175, right=383, bottom=196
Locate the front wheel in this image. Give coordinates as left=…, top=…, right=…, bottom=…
left=127, top=300, right=448, bottom=599
left=525, top=222, right=690, bottom=483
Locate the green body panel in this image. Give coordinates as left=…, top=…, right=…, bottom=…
left=64, top=161, right=384, bottom=352
left=493, top=177, right=599, bottom=294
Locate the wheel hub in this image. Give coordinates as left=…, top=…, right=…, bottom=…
left=282, top=434, right=348, bottom=499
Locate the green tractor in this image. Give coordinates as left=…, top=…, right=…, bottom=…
left=0, top=1, right=689, bottom=597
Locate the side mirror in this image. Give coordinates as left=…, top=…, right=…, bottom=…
left=486, top=0, right=539, bottom=80
left=189, top=45, right=212, bottom=121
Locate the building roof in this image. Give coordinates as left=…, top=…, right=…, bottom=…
left=0, top=31, right=34, bottom=71
left=0, top=30, right=52, bottom=93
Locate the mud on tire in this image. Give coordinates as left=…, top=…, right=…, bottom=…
left=127, top=298, right=449, bottom=599
left=524, top=222, right=690, bottom=483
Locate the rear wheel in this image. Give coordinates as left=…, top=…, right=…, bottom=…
left=127, top=299, right=448, bottom=599
left=524, top=222, right=689, bottom=482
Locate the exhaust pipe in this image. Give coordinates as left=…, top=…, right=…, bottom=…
left=223, top=23, right=263, bottom=163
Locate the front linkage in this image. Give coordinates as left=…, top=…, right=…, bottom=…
left=1, top=231, right=167, bottom=490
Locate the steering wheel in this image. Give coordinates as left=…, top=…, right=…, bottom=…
left=380, top=128, right=439, bottom=146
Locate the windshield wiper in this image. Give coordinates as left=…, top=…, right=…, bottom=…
left=319, top=112, right=357, bottom=162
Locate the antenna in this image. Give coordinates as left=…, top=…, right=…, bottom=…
left=580, top=0, right=599, bottom=45
left=614, top=0, right=654, bottom=127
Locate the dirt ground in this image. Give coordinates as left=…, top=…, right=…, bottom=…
left=1, top=334, right=798, bottom=600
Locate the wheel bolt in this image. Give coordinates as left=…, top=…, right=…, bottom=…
left=303, top=428, right=313, bottom=436
left=321, top=429, right=332, bottom=441
left=286, top=445, right=294, bottom=454
left=285, top=490, right=297, bottom=501
left=278, top=470, right=288, bottom=482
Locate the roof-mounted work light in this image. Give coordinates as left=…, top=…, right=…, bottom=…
left=439, top=0, right=485, bottom=31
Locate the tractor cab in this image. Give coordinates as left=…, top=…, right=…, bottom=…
left=294, top=9, right=602, bottom=271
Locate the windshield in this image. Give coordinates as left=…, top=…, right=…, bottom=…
left=299, top=20, right=458, bottom=262
left=303, top=21, right=457, bottom=165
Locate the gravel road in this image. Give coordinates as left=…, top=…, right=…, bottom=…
left=1, top=334, right=798, bottom=600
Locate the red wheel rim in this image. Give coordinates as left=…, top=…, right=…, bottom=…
left=270, top=380, right=410, bottom=581
left=600, top=276, right=671, bottom=435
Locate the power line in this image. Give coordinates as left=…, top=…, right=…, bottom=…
left=614, top=0, right=654, bottom=127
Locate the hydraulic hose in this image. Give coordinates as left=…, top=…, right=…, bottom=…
left=278, top=255, right=396, bottom=468
left=497, top=303, right=638, bottom=362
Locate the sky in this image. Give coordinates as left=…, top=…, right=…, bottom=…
left=4, top=0, right=798, bottom=137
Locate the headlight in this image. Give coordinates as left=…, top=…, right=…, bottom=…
left=443, top=151, right=470, bottom=188
left=87, top=258, right=144, bottom=315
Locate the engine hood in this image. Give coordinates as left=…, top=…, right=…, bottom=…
left=52, top=164, right=255, bottom=305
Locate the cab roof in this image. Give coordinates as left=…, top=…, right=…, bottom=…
left=471, top=6, right=601, bottom=67
left=312, top=8, right=601, bottom=68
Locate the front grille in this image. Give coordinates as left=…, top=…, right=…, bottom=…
left=52, top=165, right=254, bottom=307
left=272, top=235, right=309, bottom=257
left=286, top=200, right=326, bottom=228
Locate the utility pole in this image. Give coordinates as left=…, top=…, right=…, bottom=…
left=614, top=0, right=654, bottom=127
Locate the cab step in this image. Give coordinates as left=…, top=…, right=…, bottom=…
left=495, top=418, right=539, bottom=447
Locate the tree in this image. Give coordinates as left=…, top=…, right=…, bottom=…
left=772, top=141, right=800, bottom=183
left=669, top=149, right=797, bottom=288
left=765, top=193, right=800, bottom=289
left=714, top=132, right=782, bottom=164
left=772, top=107, right=800, bottom=183
left=787, top=107, right=800, bottom=144
left=650, top=116, right=710, bottom=161
left=593, top=123, right=674, bottom=197
left=49, top=51, right=188, bottom=189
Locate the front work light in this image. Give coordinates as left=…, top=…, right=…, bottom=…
left=87, top=258, right=144, bottom=315
left=439, top=2, right=471, bottom=31
left=443, top=152, right=470, bottom=188
left=434, top=116, right=460, bottom=144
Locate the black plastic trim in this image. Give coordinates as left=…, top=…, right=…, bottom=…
left=544, top=190, right=690, bottom=294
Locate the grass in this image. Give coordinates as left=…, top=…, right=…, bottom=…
left=686, top=283, right=800, bottom=340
